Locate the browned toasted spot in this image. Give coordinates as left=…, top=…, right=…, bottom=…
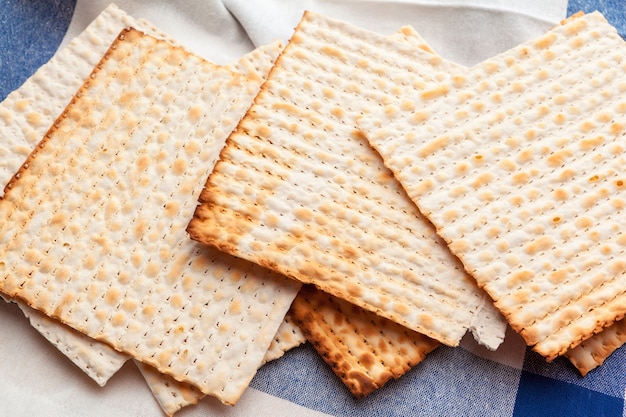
left=419, top=312, right=434, bottom=329
left=610, top=122, right=625, bottom=135
left=103, top=287, right=121, bottom=305
left=320, top=45, right=346, bottom=61
left=188, top=105, right=203, bottom=123
left=580, top=135, right=604, bottom=150
left=508, top=270, right=534, bottom=287
left=410, top=110, right=429, bottom=124
left=525, top=236, right=553, bottom=254
left=172, top=158, right=186, bottom=175
left=421, top=84, right=449, bottom=100
left=547, top=149, right=572, bottom=167
left=535, top=33, right=558, bottom=49
left=294, top=207, right=314, bottom=222
left=609, top=260, right=626, bottom=275
left=512, top=288, right=530, bottom=304
left=111, top=312, right=126, bottom=327
left=449, top=239, right=470, bottom=254
left=414, top=178, right=434, bottom=195
left=393, top=302, right=410, bottom=316
left=346, top=283, right=363, bottom=298
left=471, top=172, right=494, bottom=188
left=553, top=188, right=568, bottom=201
left=418, top=136, right=449, bottom=158
left=548, top=269, right=569, bottom=284
left=347, top=370, right=378, bottom=398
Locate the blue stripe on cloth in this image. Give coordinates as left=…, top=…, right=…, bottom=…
left=513, top=371, right=624, bottom=417
left=522, top=346, right=626, bottom=400
left=251, top=343, right=522, bottom=417
left=567, top=0, right=626, bottom=38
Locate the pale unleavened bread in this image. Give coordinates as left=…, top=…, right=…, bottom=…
left=188, top=11, right=507, bottom=350
left=0, top=3, right=177, bottom=387
left=290, top=285, right=439, bottom=398
left=386, top=22, right=626, bottom=372
left=358, top=12, right=626, bottom=360
left=0, top=28, right=300, bottom=404
left=277, top=26, right=461, bottom=399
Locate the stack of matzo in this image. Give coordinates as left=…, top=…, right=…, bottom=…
left=188, top=9, right=625, bottom=379
left=1, top=4, right=624, bottom=415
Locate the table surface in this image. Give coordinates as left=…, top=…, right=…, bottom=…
left=0, top=1, right=624, bottom=417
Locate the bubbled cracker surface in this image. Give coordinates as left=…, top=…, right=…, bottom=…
left=385, top=20, right=625, bottom=365
left=1, top=4, right=285, bottom=404
left=0, top=3, right=279, bottom=395
left=0, top=29, right=299, bottom=404
left=359, top=12, right=626, bottom=359
left=290, top=285, right=439, bottom=398
left=189, top=11, right=506, bottom=349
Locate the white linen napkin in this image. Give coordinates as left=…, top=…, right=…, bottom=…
left=62, top=0, right=568, bottom=65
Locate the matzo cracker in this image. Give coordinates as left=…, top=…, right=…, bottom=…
left=188, top=10, right=506, bottom=350
left=0, top=3, right=174, bottom=387
left=0, top=28, right=299, bottom=404
left=384, top=20, right=626, bottom=371
left=358, top=12, right=626, bottom=359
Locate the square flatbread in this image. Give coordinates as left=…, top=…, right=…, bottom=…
left=0, top=3, right=173, bottom=387
left=358, top=11, right=626, bottom=360
left=0, top=3, right=306, bottom=408
left=188, top=11, right=507, bottom=350
left=0, top=28, right=300, bottom=404
left=383, top=21, right=626, bottom=372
